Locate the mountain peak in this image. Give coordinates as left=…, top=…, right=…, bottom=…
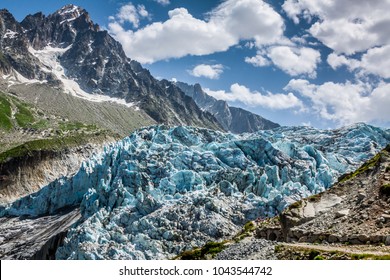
left=176, top=82, right=280, bottom=133
left=56, top=4, right=84, bottom=18
left=52, top=4, right=93, bottom=27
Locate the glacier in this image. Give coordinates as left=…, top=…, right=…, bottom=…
left=0, top=123, right=389, bottom=259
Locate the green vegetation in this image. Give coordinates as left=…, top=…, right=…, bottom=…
left=174, top=221, right=260, bottom=260
left=0, top=94, right=12, bottom=131
left=243, top=221, right=256, bottom=232
left=15, top=102, right=35, bottom=127
left=380, top=183, right=390, bottom=196
left=351, top=254, right=390, bottom=260
left=308, top=193, right=322, bottom=202
left=308, top=250, right=321, bottom=260
left=174, top=241, right=228, bottom=260
left=59, top=121, right=97, bottom=131
left=30, top=119, right=49, bottom=130
left=289, top=200, right=302, bottom=209
left=274, top=244, right=283, bottom=253
left=234, top=221, right=256, bottom=242
left=338, top=153, right=382, bottom=183
left=0, top=133, right=105, bottom=163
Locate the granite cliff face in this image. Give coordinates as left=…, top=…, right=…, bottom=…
left=1, top=123, right=388, bottom=259
left=0, top=5, right=222, bottom=130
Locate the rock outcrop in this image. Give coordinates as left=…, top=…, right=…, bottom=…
left=257, top=145, right=390, bottom=246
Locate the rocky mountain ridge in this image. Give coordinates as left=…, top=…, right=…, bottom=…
left=0, top=5, right=222, bottom=130
left=176, top=82, right=279, bottom=133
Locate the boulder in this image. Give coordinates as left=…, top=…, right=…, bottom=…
left=328, top=234, right=339, bottom=243
left=335, top=209, right=349, bottom=218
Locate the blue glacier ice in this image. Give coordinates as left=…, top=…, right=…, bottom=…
left=0, top=123, right=389, bottom=259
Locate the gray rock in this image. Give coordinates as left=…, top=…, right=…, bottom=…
left=370, top=235, right=384, bottom=244
left=335, top=209, right=349, bottom=218
left=328, top=234, right=339, bottom=243
left=381, top=214, right=390, bottom=223
left=214, top=238, right=278, bottom=260
left=357, top=192, right=366, bottom=201
left=358, top=234, right=369, bottom=243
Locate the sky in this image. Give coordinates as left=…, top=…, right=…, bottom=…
left=2, top=0, right=390, bottom=129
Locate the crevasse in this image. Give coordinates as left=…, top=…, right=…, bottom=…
left=1, top=124, right=389, bottom=259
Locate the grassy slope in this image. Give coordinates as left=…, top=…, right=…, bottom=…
left=0, top=95, right=12, bottom=131
left=0, top=91, right=117, bottom=162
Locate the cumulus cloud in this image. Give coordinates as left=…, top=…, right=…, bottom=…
left=245, top=52, right=270, bottom=67
left=361, top=45, right=390, bottom=79
left=113, top=3, right=149, bottom=28
left=154, top=0, right=170, bottom=6
left=285, top=79, right=390, bottom=125
left=108, top=0, right=284, bottom=63
left=267, top=46, right=321, bottom=78
left=189, top=64, right=224, bottom=80
left=327, top=45, right=390, bottom=79
left=205, top=83, right=303, bottom=110
left=327, top=53, right=360, bottom=71
left=282, top=0, right=390, bottom=55
left=245, top=46, right=321, bottom=78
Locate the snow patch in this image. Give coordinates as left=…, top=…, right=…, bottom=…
left=59, top=5, right=80, bottom=16
left=28, top=46, right=136, bottom=108
left=87, top=40, right=94, bottom=53
left=1, top=69, right=45, bottom=87
left=60, top=17, right=78, bottom=25
left=3, top=30, right=18, bottom=39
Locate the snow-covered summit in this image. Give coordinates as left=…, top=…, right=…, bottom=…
left=1, top=124, right=388, bottom=259
left=56, top=4, right=83, bottom=19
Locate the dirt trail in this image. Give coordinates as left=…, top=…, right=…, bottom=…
left=281, top=242, right=390, bottom=256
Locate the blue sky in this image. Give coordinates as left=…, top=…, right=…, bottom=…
left=2, top=0, right=390, bottom=128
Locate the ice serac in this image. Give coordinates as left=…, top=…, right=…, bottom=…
left=1, top=123, right=389, bottom=259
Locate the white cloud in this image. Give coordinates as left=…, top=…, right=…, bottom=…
left=189, top=64, right=224, bottom=80
left=290, top=35, right=307, bottom=45
left=285, top=79, right=390, bottom=125
left=267, top=46, right=321, bottom=78
left=154, top=0, right=170, bottom=6
left=205, top=83, right=303, bottom=110
left=112, top=3, right=149, bottom=28
left=245, top=52, right=270, bottom=67
left=361, top=45, right=390, bottom=79
left=108, top=0, right=284, bottom=63
left=327, top=45, right=390, bottom=79
left=327, top=53, right=360, bottom=71
left=282, top=0, right=390, bottom=55
left=137, top=5, right=149, bottom=18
